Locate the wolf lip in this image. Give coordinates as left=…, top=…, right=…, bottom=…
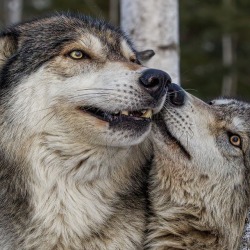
left=79, top=107, right=153, bottom=123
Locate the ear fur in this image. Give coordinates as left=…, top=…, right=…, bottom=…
left=137, top=49, right=155, bottom=63
left=0, top=34, right=18, bottom=68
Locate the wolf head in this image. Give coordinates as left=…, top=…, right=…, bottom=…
left=155, top=87, right=250, bottom=181
left=0, top=14, right=170, bottom=148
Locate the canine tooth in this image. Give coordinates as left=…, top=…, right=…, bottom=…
left=141, top=109, right=152, bottom=118
left=121, top=111, right=129, bottom=116
left=141, top=110, right=147, bottom=114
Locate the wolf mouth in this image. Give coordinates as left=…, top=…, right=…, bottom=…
left=79, top=107, right=153, bottom=124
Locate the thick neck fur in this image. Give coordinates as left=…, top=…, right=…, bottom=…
left=146, top=150, right=248, bottom=250
left=0, top=107, right=151, bottom=250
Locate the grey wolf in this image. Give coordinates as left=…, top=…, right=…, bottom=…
left=146, top=84, right=250, bottom=249
left=0, top=13, right=170, bottom=249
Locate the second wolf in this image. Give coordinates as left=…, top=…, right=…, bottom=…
left=147, top=84, right=250, bottom=249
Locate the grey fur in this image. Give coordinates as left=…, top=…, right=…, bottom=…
left=0, top=13, right=165, bottom=250
left=147, top=94, right=250, bottom=249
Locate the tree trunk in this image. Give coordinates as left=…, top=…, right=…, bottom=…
left=221, top=0, right=237, bottom=96
left=4, top=0, right=23, bottom=25
left=221, top=34, right=237, bottom=96
left=120, top=0, right=180, bottom=83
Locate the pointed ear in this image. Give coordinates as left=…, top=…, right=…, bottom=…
left=0, top=34, right=18, bottom=68
left=137, top=49, right=155, bottom=63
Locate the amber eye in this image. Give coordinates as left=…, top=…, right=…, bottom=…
left=229, top=135, right=241, bottom=147
left=69, top=50, right=89, bottom=60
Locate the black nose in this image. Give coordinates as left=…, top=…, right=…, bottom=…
left=139, top=69, right=171, bottom=100
left=168, top=83, right=186, bottom=106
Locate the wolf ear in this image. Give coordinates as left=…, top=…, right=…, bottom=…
left=137, top=49, right=155, bottom=63
left=0, top=34, right=18, bottom=68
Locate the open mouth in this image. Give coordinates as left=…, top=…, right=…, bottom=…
left=79, top=107, right=153, bottom=124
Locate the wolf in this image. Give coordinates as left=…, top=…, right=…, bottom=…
left=0, top=13, right=171, bottom=249
left=146, top=84, right=250, bottom=250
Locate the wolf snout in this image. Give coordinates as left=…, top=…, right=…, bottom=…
left=139, top=69, right=171, bottom=100
left=168, top=83, right=186, bottom=106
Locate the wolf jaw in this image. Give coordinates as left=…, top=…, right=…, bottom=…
left=79, top=106, right=153, bottom=123
left=0, top=13, right=170, bottom=249
left=147, top=85, right=250, bottom=250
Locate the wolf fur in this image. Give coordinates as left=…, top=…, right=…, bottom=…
left=147, top=93, right=250, bottom=249
left=0, top=13, right=167, bottom=249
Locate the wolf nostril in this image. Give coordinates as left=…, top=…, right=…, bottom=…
left=168, top=83, right=186, bottom=106
left=139, top=69, right=171, bottom=100
left=148, top=77, right=160, bottom=88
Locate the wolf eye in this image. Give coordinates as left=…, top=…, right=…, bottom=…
left=68, top=50, right=90, bottom=60
left=229, top=134, right=241, bottom=148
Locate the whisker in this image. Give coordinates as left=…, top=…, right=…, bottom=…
left=183, top=88, right=198, bottom=93
left=76, top=88, right=117, bottom=92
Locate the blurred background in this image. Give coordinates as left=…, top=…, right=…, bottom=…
left=0, top=0, right=250, bottom=101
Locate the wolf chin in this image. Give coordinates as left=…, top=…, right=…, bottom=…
left=0, top=13, right=170, bottom=249
left=147, top=84, right=250, bottom=250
